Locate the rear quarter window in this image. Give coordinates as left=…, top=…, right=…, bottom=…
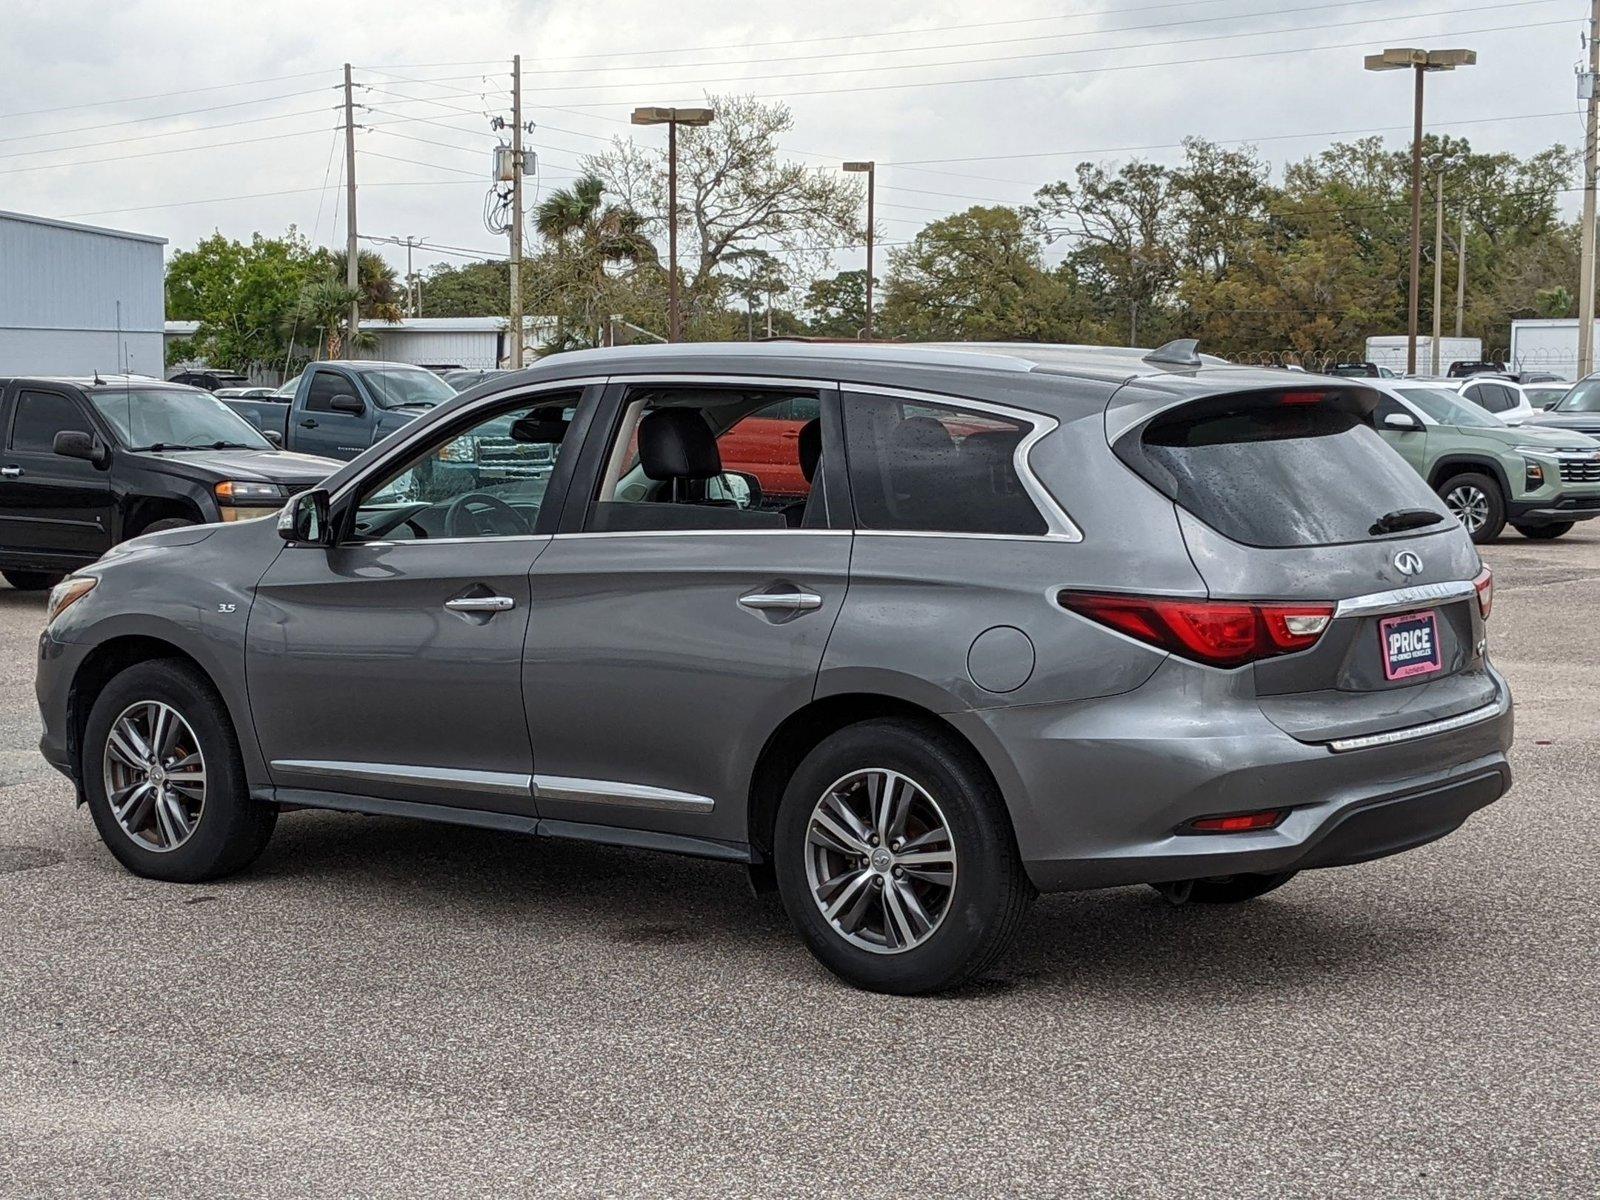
left=1128, top=401, right=1449, bottom=548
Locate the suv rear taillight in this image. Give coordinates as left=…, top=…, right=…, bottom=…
left=1474, top=565, right=1493, bottom=620
left=1057, top=592, right=1334, bottom=668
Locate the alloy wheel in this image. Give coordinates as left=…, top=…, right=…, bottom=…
left=1445, top=484, right=1489, bottom=534
left=102, top=700, right=207, bottom=853
left=803, top=768, right=957, bottom=955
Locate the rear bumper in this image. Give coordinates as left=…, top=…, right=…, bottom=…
left=950, top=658, right=1514, bottom=893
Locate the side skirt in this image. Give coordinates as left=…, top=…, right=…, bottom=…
left=256, top=787, right=755, bottom=864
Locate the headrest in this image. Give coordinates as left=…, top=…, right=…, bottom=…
left=639, top=407, right=722, bottom=481
left=888, top=415, right=957, bottom=463
left=797, top=417, right=822, bottom=483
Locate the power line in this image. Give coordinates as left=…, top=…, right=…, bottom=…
left=0, top=126, right=332, bottom=176
left=0, top=105, right=335, bottom=162
left=0, top=85, right=336, bottom=146
left=0, top=70, right=335, bottom=121
left=64, top=178, right=487, bottom=219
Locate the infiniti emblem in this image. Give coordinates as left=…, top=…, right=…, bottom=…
left=1394, top=550, right=1424, bottom=577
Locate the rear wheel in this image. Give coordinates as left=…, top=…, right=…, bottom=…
left=773, top=719, right=1033, bottom=995
left=1437, top=471, right=1506, bottom=543
left=1513, top=521, right=1574, bottom=540
left=1152, top=871, right=1298, bottom=905
left=82, top=658, right=275, bottom=882
left=1, top=569, right=64, bottom=591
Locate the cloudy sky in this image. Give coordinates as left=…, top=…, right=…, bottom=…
left=0, top=0, right=1587, bottom=280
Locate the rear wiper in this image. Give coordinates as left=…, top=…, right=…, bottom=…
left=1371, top=508, right=1445, bottom=535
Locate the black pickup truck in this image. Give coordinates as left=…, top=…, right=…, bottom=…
left=219, top=360, right=456, bottom=461
left=0, top=376, right=339, bottom=590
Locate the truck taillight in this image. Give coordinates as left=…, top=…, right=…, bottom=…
left=1057, top=592, right=1334, bottom=668
left=1474, top=564, right=1493, bottom=620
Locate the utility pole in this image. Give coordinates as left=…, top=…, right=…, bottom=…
left=1578, top=2, right=1600, bottom=378
left=843, top=162, right=876, bottom=338
left=1456, top=208, right=1467, bottom=338
left=343, top=63, right=360, bottom=360
left=509, top=54, right=525, bottom=369
left=1432, top=170, right=1444, bottom=374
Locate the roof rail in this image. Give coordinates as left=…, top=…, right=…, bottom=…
left=1143, top=338, right=1202, bottom=368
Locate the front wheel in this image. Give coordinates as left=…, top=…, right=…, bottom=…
left=2, top=569, right=64, bottom=591
left=1437, top=471, right=1506, bottom=543
left=82, top=658, right=275, bottom=882
left=1512, top=521, right=1574, bottom=540
left=773, top=719, right=1033, bottom=995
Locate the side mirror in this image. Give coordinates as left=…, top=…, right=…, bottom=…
left=278, top=488, right=332, bottom=545
left=262, top=430, right=283, bottom=447
left=1382, top=412, right=1421, bottom=431
left=53, top=430, right=112, bottom=468
left=718, top=470, right=762, bottom=510
left=329, top=393, right=365, bottom=416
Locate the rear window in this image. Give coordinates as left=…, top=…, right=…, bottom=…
left=1129, top=401, right=1448, bottom=548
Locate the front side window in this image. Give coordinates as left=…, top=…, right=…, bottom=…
left=304, top=372, right=350, bottom=414
left=89, top=388, right=271, bottom=450
left=1396, top=387, right=1503, bottom=429
left=361, top=366, right=455, bottom=410
left=10, top=391, right=93, bottom=452
left=1555, top=378, right=1600, bottom=413
left=351, top=393, right=578, bottom=541
left=842, top=393, right=1047, bottom=536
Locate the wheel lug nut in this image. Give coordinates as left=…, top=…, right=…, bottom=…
left=872, top=876, right=884, bottom=888
left=893, top=867, right=905, bottom=880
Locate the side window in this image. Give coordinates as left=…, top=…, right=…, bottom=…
left=589, top=386, right=822, bottom=533
left=10, top=391, right=93, bottom=453
left=842, top=393, right=1048, bottom=536
left=1371, top=396, right=1409, bottom=425
left=351, top=393, right=577, bottom=541
left=304, top=371, right=348, bottom=414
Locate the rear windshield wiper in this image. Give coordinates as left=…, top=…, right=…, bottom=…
left=1370, top=508, right=1445, bottom=535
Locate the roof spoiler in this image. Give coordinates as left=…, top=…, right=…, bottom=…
left=1143, top=338, right=1202, bottom=368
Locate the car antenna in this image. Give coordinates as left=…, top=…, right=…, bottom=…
left=1143, top=338, right=1203, bottom=368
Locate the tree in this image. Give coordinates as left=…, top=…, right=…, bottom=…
left=417, top=260, right=510, bottom=318
left=528, top=174, right=657, bottom=348
left=327, top=249, right=406, bottom=323
left=586, top=95, right=861, bottom=332
left=804, top=270, right=870, bottom=338
left=283, top=278, right=363, bottom=360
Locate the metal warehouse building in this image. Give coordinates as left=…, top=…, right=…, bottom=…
left=0, top=210, right=165, bottom=376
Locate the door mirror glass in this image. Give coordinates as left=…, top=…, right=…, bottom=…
left=329, top=393, right=365, bottom=416
left=262, top=429, right=283, bottom=447
left=278, top=488, right=332, bottom=544
left=52, top=429, right=111, bottom=468
left=1382, top=412, right=1421, bottom=431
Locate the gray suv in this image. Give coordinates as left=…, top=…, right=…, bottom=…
left=35, top=342, right=1513, bottom=994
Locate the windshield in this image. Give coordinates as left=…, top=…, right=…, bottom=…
left=361, top=367, right=455, bottom=409
left=1393, top=386, right=1506, bottom=429
left=1555, top=378, right=1600, bottom=413
left=89, top=388, right=274, bottom=451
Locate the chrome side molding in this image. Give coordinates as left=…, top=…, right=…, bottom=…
left=1326, top=700, right=1502, bottom=753
left=271, top=760, right=533, bottom=797
left=1333, top=580, right=1478, bottom=620
left=533, top=774, right=715, bottom=813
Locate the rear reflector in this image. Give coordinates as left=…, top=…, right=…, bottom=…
left=1473, top=564, right=1493, bottom=620
left=1186, top=809, right=1288, bottom=834
left=1057, top=592, right=1335, bottom=668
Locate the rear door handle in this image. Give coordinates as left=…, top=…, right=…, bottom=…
left=0, top=466, right=21, bottom=478
left=300, top=418, right=318, bottom=429
left=445, top=596, right=516, bottom=613
left=738, top=591, right=823, bottom=613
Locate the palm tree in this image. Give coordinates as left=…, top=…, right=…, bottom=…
left=327, top=249, right=407, bottom=323
left=284, top=278, right=363, bottom=359
left=534, top=175, right=656, bottom=345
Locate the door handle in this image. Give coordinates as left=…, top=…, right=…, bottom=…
left=0, top=466, right=21, bottom=478
left=300, top=418, right=319, bottom=429
left=738, top=591, right=823, bottom=613
left=445, top=596, right=516, bottom=613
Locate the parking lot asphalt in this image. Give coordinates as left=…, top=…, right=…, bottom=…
left=0, top=534, right=1596, bottom=1200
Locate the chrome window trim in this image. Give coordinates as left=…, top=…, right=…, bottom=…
left=533, top=774, right=715, bottom=813
left=605, top=372, right=842, bottom=391
left=1325, top=700, right=1502, bottom=753
left=1333, top=580, right=1478, bottom=619
left=840, top=383, right=1084, bottom=542
left=343, top=534, right=555, bottom=548
left=552, top=528, right=848, bottom=540
left=271, top=760, right=532, bottom=797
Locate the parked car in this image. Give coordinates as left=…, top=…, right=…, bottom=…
left=167, top=370, right=250, bottom=392
left=1371, top=379, right=1600, bottom=541
left=220, top=360, right=455, bottom=460
left=37, top=342, right=1512, bottom=994
left=1520, top=382, right=1570, bottom=411
left=1525, top=373, right=1600, bottom=439
left=214, top=386, right=280, bottom=400
left=1410, top=373, right=1541, bottom=426
left=0, top=376, right=339, bottom=590
left=1447, top=360, right=1508, bottom=378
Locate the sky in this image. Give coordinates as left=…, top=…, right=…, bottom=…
left=0, top=0, right=1589, bottom=284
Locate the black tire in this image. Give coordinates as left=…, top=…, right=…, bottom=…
left=1, top=569, right=64, bottom=592
left=773, top=719, right=1034, bottom=995
left=82, top=658, right=275, bottom=883
left=1436, top=471, right=1506, bottom=543
left=1513, top=522, right=1574, bottom=540
left=1151, top=871, right=1298, bottom=905
left=138, top=517, right=198, bottom=536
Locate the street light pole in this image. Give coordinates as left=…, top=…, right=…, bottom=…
left=844, top=161, right=875, bottom=338
left=1364, top=47, right=1476, bottom=376
left=1433, top=169, right=1444, bottom=374
left=1578, top=0, right=1600, bottom=378
left=632, top=105, right=716, bottom=343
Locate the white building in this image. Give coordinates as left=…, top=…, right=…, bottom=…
left=1, top=210, right=165, bottom=376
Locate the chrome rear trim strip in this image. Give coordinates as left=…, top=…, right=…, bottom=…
left=271, top=760, right=532, bottom=797
left=533, top=774, right=715, bottom=813
left=1326, top=701, right=1502, bottom=753
left=1333, top=580, right=1477, bottom=619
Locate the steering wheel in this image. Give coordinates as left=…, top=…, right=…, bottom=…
left=444, top=492, right=532, bottom=538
